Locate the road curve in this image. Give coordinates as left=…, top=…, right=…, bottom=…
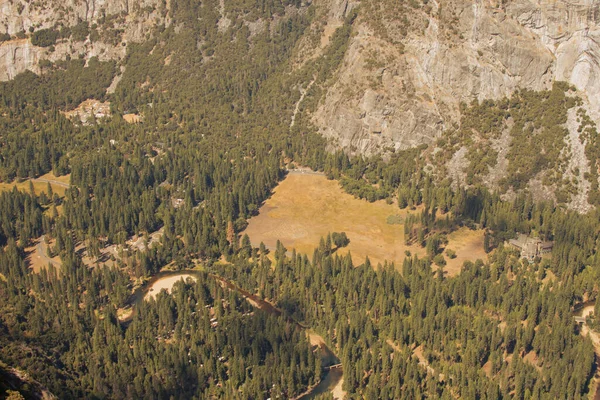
left=35, top=236, right=61, bottom=268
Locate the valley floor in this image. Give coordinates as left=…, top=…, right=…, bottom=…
left=244, top=172, right=486, bottom=273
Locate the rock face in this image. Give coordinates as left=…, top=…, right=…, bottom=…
left=0, top=38, right=41, bottom=81
left=5, top=0, right=598, bottom=148
left=0, top=0, right=168, bottom=80
left=0, top=0, right=165, bottom=35
left=508, top=0, right=600, bottom=119
left=0, top=37, right=127, bottom=80
left=2, top=0, right=598, bottom=146
left=311, top=0, right=600, bottom=156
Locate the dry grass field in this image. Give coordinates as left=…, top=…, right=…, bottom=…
left=0, top=173, right=70, bottom=216
left=444, top=227, right=488, bottom=277
left=123, top=113, right=143, bottom=123
left=244, top=173, right=425, bottom=268
left=244, top=173, right=488, bottom=273
left=0, top=172, right=70, bottom=197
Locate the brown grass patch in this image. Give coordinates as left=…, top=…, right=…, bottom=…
left=0, top=172, right=69, bottom=198
left=523, top=351, right=542, bottom=371
left=244, top=174, right=425, bottom=268
left=321, top=19, right=343, bottom=48
left=482, top=360, right=493, bottom=377
left=386, top=339, right=403, bottom=353
left=40, top=172, right=70, bottom=185
left=123, top=113, right=142, bottom=123
left=444, top=227, right=488, bottom=276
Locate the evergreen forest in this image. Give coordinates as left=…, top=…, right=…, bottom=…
left=1, top=0, right=600, bottom=399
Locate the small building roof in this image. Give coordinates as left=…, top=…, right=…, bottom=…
left=508, top=234, right=529, bottom=249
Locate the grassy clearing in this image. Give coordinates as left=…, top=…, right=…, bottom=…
left=123, top=113, right=142, bottom=123
left=244, top=174, right=425, bottom=268
left=145, top=274, right=197, bottom=300
left=444, top=227, right=488, bottom=277
left=245, top=173, right=488, bottom=272
left=0, top=172, right=70, bottom=197
left=117, top=307, right=134, bottom=322
left=0, top=173, right=69, bottom=216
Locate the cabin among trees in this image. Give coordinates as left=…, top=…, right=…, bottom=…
left=508, top=234, right=553, bottom=262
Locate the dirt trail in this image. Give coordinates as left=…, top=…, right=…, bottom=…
left=32, top=178, right=70, bottom=188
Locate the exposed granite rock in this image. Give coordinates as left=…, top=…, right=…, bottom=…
left=508, top=0, right=600, bottom=125
left=312, top=0, right=600, bottom=157
left=1, top=0, right=599, bottom=213
left=0, top=0, right=169, bottom=80
left=303, top=0, right=600, bottom=211
left=313, top=0, right=557, bottom=156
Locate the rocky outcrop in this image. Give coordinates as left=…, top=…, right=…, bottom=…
left=312, top=0, right=560, bottom=155
left=0, top=0, right=169, bottom=81
left=3, top=0, right=599, bottom=155
left=1, top=0, right=599, bottom=211
left=0, top=0, right=166, bottom=36
left=304, top=0, right=600, bottom=211
left=508, top=0, right=600, bottom=123
left=311, top=0, right=600, bottom=157
left=0, top=39, right=41, bottom=80
left=0, top=37, right=126, bottom=80
left=62, top=99, right=111, bottom=125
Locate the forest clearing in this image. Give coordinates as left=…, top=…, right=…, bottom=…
left=24, top=236, right=62, bottom=273
left=0, top=172, right=70, bottom=197
left=444, top=228, right=487, bottom=276
left=145, top=274, right=197, bottom=300
left=244, top=173, right=423, bottom=267
left=244, top=173, right=487, bottom=271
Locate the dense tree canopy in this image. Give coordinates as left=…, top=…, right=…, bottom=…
left=1, top=0, right=599, bottom=398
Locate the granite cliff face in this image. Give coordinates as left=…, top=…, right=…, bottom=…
left=509, top=1, right=600, bottom=117
left=308, top=0, right=600, bottom=156
left=0, top=0, right=168, bottom=80
left=3, top=0, right=598, bottom=139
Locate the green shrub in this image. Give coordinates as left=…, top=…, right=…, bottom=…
left=31, top=28, right=59, bottom=47
left=433, top=253, right=446, bottom=266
